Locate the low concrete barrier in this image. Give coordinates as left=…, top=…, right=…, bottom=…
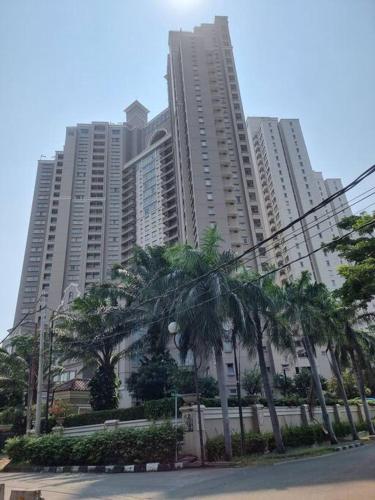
left=56, top=404, right=375, bottom=458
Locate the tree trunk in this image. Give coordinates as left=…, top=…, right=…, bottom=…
left=255, top=332, right=285, bottom=453
left=193, top=352, right=205, bottom=465
left=232, top=334, right=245, bottom=455
left=214, top=348, right=232, bottom=461
left=349, top=348, right=375, bottom=435
left=303, top=335, right=338, bottom=444
left=328, top=343, right=359, bottom=440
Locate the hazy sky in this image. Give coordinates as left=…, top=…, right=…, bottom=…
left=0, top=0, right=374, bottom=339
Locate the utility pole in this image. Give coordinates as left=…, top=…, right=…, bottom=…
left=34, top=292, right=47, bottom=436
left=26, top=323, right=38, bottom=433
left=44, top=313, right=55, bottom=432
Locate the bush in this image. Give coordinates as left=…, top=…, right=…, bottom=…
left=206, top=431, right=269, bottom=461
left=172, top=369, right=219, bottom=398
left=206, top=423, right=334, bottom=461
left=0, top=407, right=23, bottom=425
left=5, top=423, right=182, bottom=466
left=144, top=397, right=183, bottom=420
left=0, top=431, right=14, bottom=452
left=63, top=406, right=145, bottom=427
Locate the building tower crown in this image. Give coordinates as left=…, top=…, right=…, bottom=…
left=124, top=100, right=149, bottom=129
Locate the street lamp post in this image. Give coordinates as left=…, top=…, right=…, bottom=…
left=168, top=321, right=205, bottom=466
left=34, top=292, right=47, bottom=436
left=281, top=363, right=289, bottom=397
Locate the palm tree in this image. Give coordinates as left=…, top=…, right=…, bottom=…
left=314, top=291, right=359, bottom=440
left=235, top=270, right=288, bottom=453
left=164, top=228, right=239, bottom=460
left=282, top=272, right=338, bottom=444
left=334, top=306, right=375, bottom=435
left=112, top=245, right=177, bottom=357
left=56, top=284, right=137, bottom=410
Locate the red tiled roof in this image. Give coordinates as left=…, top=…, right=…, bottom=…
left=54, top=378, right=90, bottom=392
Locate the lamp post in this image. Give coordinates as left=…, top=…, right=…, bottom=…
left=34, top=292, right=47, bottom=436
left=281, top=363, right=289, bottom=397
left=168, top=321, right=205, bottom=466
left=223, top=319, right=245, bottom=456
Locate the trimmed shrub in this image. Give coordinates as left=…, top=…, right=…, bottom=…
left=63, top=406, right=145, bottom=427
left=144, top=397, right=183, bottom=420
left=282, top=425, right=318, bottom=447
left=5, top=422, right=182, bottom=466
left=206, top=424, right=331, bottom=461
left=206, top=431, right=269, bottom=461
left=0, top=431, right=14, bottom=452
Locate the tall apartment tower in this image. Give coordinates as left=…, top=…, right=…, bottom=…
left=246, top=117, right=351, bottom=377
left=11, top=101, right=162, bottom=339
left=121, top=108, right=179, bottom=265
left=167, top=16, right=266, bottom=266
left=247, top=117, right=351, bottom=290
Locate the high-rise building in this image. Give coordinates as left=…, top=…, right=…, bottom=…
left=247, top=117, right=351, bottom=290
left=10, top=17, right=352, bottom=398
left=167, top=16, right=266, bottom=266
left=11, top=102, right=167, bottom=337
left=122, top=107, right=179, bottom=264
left=246, top=117, right=352, bottom=377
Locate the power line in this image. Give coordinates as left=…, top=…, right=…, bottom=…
left=239, top=188, right=375, bottom=269
left=57, top=216, right=375, bottom=349
left=113, top=164, right=375, bottom=311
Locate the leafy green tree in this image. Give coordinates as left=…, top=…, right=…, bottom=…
left=327, top=369, right=360, bottom=400
left=293, top=368, right=314, bottom=398
left=273, top=373, right=294, bottom=396
left=242, top=368, right=262, bottom=399
left=126, top=352, right=177, bottom=401
left=171, top=368, right=219, bottom=398
left=0, top=335, right=36, bottom=411
left=326, top=212, right=375, bottom=307
left=282, top=272, right=338, bottom=444
left=57, top=284, right=137, bottom=411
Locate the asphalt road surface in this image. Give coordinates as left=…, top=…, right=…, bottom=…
left=1, top=444, right=375, bottom=499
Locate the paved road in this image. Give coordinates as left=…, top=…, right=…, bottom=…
left=1, top=444, right=375, bottom=499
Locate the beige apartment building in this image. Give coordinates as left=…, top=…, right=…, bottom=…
left=9, top=17, right=351, bottom=403
left=246, top=116, right=352, bottom=377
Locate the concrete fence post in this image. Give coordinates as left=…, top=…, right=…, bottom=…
left=52, top=425, right=64, bottom=436
left=104, top=419, right=119, bottom=431
left=333, top=404, right=341, bottom=424
left=180, top=405, right=207, bottom=459
left=300, top=404, right=309, bottom=426
left=251, top=404, right=264, bottom=433
left=357, top=404, right=364, bottom=423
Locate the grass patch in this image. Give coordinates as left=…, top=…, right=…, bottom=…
left=234, top=444, right=333, bottom=466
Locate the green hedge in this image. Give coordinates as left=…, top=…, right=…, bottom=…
left=201, top=396, right=341, bottom=408
left=5, top=423, right=183, bottom=466
left=206, top=421, right=364, bottom=461
left=63, top=406, right=145, bottom=428
left=207, top=431, right=271, bottom=461
left=144, top=397, right=183, bottom=420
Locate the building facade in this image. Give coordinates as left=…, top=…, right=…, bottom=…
left=10, top=17, right=353, bottom=401
left=247, top=116, right=352, bottom=377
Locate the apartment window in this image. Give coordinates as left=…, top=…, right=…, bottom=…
left=207, top=194, right=213, bottom=201
left=226, top=363, right=235, bottom=376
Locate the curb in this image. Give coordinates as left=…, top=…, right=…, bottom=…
left=334, top=441, right=364, bottom=452
left=3, top=462, right=186, bottom=474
